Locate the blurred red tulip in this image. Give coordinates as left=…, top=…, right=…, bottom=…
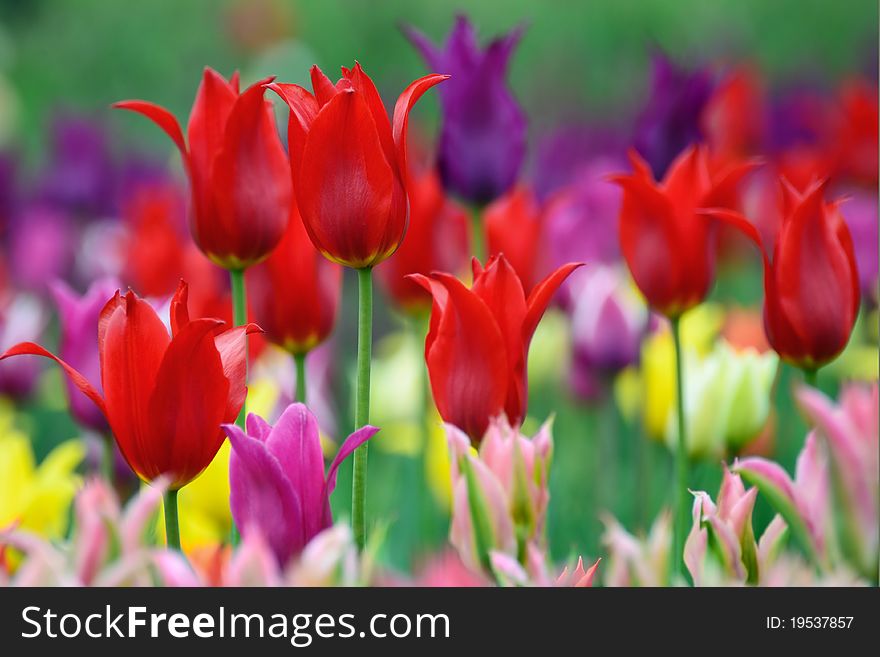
left=268, top=63, right=448, bottom=269
left=705, top=178, right=859, bottom=369
left=114, top=68, right=291, bottom=270
left=121, top=178, right=231, bottom=323
left=485, top=186, right=543, bottom=294
left=247, top=206, right=342, bottom=355
left=376, top=168, right=469, bottom=313
left=612, top=145, right=756, bottom=318
left=0, top=281, right=260, bottom=489
left=409, top=255, right=580, bottom=442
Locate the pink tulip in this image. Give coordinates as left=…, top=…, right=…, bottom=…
left=223, top=403, right=379, bottom=566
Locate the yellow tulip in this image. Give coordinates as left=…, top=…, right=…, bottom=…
left=0, top=400, right=84, bottom=539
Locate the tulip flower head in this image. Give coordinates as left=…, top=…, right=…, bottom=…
left=410, top=254, right=581, bottom=442
left=223, top=403, right=379, bottom=566
left=685, top=468, right=786, bottom=586
left=446, top=417, right=552, bottom=573
left=115, top=68, right=292, bottom=270
left=404, top=15, right=526, bottom=205
left=247, top=206, right=342, bottom=355
left=1, top=281, right=259, bottom=489
left=704, top=178, right=860, bottom=370
left=612, top=145, right=756, bottom=318
left=569, top=265, right=649, bottom=400
left=633, top=51, right=714, bottom=177
left=267, top=63, right=448, bottom=269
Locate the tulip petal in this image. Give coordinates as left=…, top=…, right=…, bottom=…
left=112, top=101, right=187, bottom=162
left=187, top=67, right=238, bottom=187
left=246, top=412, right=273, bottom=443
left=471, top=256, right=528, bottom=423
left=0, top=342, right=106, bottom=416
left=392, top=73, right=449, bottom=188
left=345, top=62, right=396, bottom=171
left=224, top=422, right=302, bottom=564
left=266, top=82, right=319, bottom=185
left=214, top=323, right=263, bottom=425
left=326, top=424, right=381, bottom=495
left=98, top=291, right=170, bottom=481
left=263, top=403, right=326, bottom=540
left=147, top=318, right=228, bottom=487
left=734, top=457, right=820, bottom=564
left=523, top=262, right=583, bottom=344
left=209, top=78, right=291, bottom=266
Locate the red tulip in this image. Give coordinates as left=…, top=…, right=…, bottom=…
left=612, top=145, right=757, bottom=318
left=121, top=177, right=231, bottom=322
left=376, top=168, right=469, bottom=313
left=703, top=178, right=859, bottom=369
left=485, top=186, right=543, bottom=294
left=409, top=255, right=580, bottom=442
left=114, top=68, right=291, bottom=270
left=267, top=63, right=448, bottom=269
left=0, top=281, right=260, bottom=488
left=247, top=206, right=342, bottom=354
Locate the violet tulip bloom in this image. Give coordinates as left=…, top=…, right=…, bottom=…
left=633, top=51, right=714, bottom=177
left=37, top=115, right=116, bottom=217
left=223, top=403, right=379, bottom=566
left=568, top=265, right=649, bottom=400
left=404, top=15, right=526, bottom=205
left=50, top=277, right=120, bottom=431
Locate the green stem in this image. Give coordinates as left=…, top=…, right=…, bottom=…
left=469, top=205, right=486, bottom=264
left=294, top=352, right=307, bottom=404
left=163, top=489, right=181, bottom=551
left=352, top=267, right=373, bottom=550
left=803, top=367, right=818, bottom=388
left=671, top=316, right=688, bottom=582
left=229, top=268, right=248, bottom=546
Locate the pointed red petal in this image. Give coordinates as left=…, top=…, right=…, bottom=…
left=147, top=318, right=228, bottom=488
left=0, top=343, right=106, bottom=416
left=392, top=74, right=449, bottom=188
left=112, top=101, right=187, bottom=163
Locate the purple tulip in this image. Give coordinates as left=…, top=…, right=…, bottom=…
left=568, top=265, right=649, bottom=400
left=50, top=277, right=120, bottom=431
left=404, top=15, right=526, bottom=205
left=37, top=114, right=116, bottom=217
left=539, top=157, right=625, bottom=305
left=633, top=51, right=714, bottom=177
left=223, top=404, right=379, bottom=566
left=7, top=203, right=76, bottom=293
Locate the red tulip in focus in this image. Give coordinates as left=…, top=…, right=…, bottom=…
left=376, top=168, right=470, bottom=313
left=485, top=186, right=543, bottom=294
left=114, top=68, right=291, bottom=270
left=0, top=281, right=261, bottom=489
left=267, top=63, right=448, bottom=269
left=409, top=255, right=580, bottom=442
left=704, top=178, right=859, bottom=370
left=247, top=206, right=342, bottom=355
left=612, top=145, right=756, bottom=318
